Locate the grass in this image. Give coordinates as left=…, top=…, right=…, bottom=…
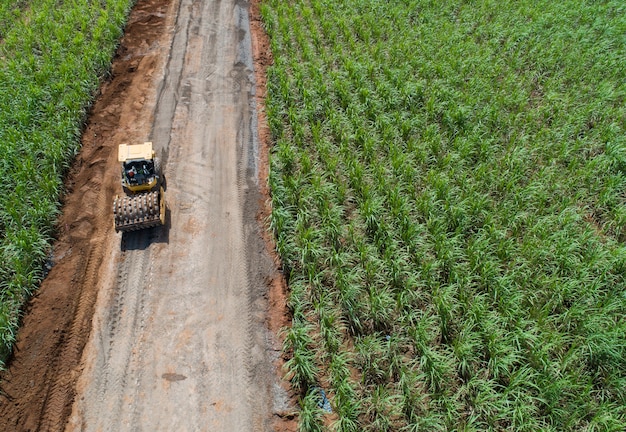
left=0, top=0, right=136, bottom=368
left=261, top=0, right=626, bottom=430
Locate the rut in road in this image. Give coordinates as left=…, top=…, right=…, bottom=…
left=66, top=0, right=289, bottom=430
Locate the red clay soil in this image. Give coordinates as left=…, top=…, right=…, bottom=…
left=250, top=0, right=297, bottom=430
left=0, top=0, right=295, bottom=430
left=249, top=0, right=290, bottom=342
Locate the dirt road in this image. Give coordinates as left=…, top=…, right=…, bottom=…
left=0, top=0, right=293, bottom=430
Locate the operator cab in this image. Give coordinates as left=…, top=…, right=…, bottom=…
left=118, top=142, right=158, bottom=191
left=123, top=159, right=156, bottom=186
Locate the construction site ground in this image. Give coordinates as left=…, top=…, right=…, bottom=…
left=0, top=0, right=295, bottom=430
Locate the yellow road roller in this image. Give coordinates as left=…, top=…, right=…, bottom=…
left=113, top=142, right=165, bottom=232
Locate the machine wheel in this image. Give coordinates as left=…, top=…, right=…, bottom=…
left=153, top=157, right=162, bottom=177
left=161, top=173, right=167, bottom=191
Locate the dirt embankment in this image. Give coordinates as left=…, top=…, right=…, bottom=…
left=0, top=0, right=295, bottom=430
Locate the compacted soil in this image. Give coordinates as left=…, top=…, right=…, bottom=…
left=0, top=0, right=295, bottom=430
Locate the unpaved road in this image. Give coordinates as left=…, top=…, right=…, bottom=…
left=0, top=0, right=293, bottom=430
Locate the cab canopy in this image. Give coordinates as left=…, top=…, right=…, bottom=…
left=118, top=142, right=154, bottom=162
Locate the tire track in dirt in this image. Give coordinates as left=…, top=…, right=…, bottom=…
left=233, top=6, right=273, bottom=428
left=106, top=245, right=151, bottom=426
left=37, top=198, right=108, bottom=431
left=152, top=0, right=187, bottom=156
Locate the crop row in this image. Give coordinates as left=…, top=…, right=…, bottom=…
left=0, top=0, right=135, bottom=368
left=261, top=0, right=626, bottom=430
